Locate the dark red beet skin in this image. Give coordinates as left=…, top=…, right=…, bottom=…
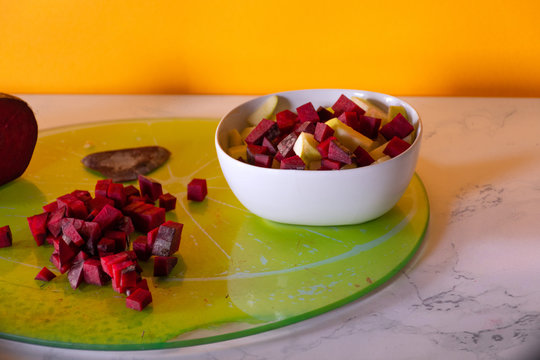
left=0, top=225, right=13, bottom=248
left=0, top=94, right=38, bottom=186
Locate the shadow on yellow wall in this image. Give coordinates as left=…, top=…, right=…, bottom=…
left=1, top=1, right=539, bottom=96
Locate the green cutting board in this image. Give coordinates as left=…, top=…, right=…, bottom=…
left=0, top=118, right=429, bottom=350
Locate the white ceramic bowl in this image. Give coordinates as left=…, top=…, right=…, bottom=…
left=215, top=89, right=422, bottom=226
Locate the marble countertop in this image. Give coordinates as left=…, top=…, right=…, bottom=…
left=1, top=95, right=539, bottom=360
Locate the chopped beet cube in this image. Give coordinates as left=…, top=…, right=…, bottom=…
left=50, top=253, right=72, bottom=274
left=261, top=137, right=278, bottom=155
left=357, top=115, right=382, bottom=139
left=316, top=106, right=334, bottom=121
left=88, top=196, right=115, bottom=212
left=331, top=94, right=365, bottom=117
left=133, top=235, right=152, bottom=261
left=123, top=185, right=140, bottom=198
left=137, top=206, right=166, bottom=232
left=296, top=102, right=320, bottom=123
left=187, top=178, right=207, bottom=202
left=321, top=158, right=342, bottom=170
left=83, top=258, right=110, bottom=286
left=42, top=200, right=58, bottom=213
left=354, top=146, right=375, bottom=167
left=72, top=250, right=90, bottom=263
left=383, top=136, right=411, bottom=157
left=95, top=179, right=112, bottom=198
left=67, top=261, right=85, bottom=289
left=380, top=113, right=414, bottom=140
left=277, top=132, right=298, bottom=159
left=93, top=204, right=123, bottom=231
left=138, top=175, right=163, bottom=202
left=62, top=223, right=85, bottom=247
left=35, top=267, right=56, bottom=282
left=153, top=256, right=178, bottom=276
left=97, top=237, right=117, bottom=257
left=71, top=190, right=92, bottom=204
left=57, top=193, right=87, bottom=219
left=152, top=220, right=183, bottom=257
left=120, top=269, right=138, bottom=289
left=337, top=111, right=361, bottom=132
left=158, top=193, right=177, bottom=211
left=0, top=225, right=13, bottom=248
left=314, top=122, right=335, bottom=142
left=101, top=251, right=136, bottom=277
left=276, top=109, right=298, bottom=132
left=246, top=144, right=268, bottom=165
left=58, top=236, right=77, bottom=263
left=45, top=234, right=60, bottom=245
left=244, top=118, right=279, bottom=145
left=328, top=140, right=353, bottom=164
left=115, top=216, right=135, bottom=236
left=294, top=121, right=316, bottom=135
left=316, top=136, right=337, bottom=158
left=80, top=221, right=102, bottom=255
left=280, top=155, right=305, bottom=170
left=107, top=182, right=127, bottom=208
left=252, top=154, right=273, bottom=168
left=126, top=288, right=152, bottom=311
left=104, top=230, right=128, bottom=252
left=46, top=206, right=66, bottom=237
left=27, top=212, right=49, bottom=246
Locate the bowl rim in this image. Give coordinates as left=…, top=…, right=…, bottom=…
left=215, top=88, right=423, bottom=174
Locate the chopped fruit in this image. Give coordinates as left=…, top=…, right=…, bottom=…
left=328, top=140, right=353, bottom=165
left=296, top=102, right=320, bottom=123
left=35, top=267, right=56, bottom=282
left=276, top=110, right=298, bottom=132
left=153, top=256, right=178, bottom=276
left=368, top=142, right=388, bottom=161
left=316, top=106, right=334, bottom=122
left=314, top=122, right=335, bottom=142
left=387, top=105, right=409, bottom=125
left=331, top=94, right=365, bottom=117
left=316, top=136, right=337, bottom=158
left=325, top=118, right=374, bottom=152
left=351, top=97, right=388, bottom=121
left=321, top=158, right=342, bottom=170
left=158, top=193, right=177, bottom=211
left=293, top=132, right=321, bottom=164
left=126, top=288, right=153, bottom=311
left=228, top=144, right=247, bottom=161
left=246, top=95, right=278, bottom=126
left=380, top=113, right=414, bottom=140
left=244, top=118, right=279, bottom=145
left=354, top=146, right=375, bottom=167
left=383, top=136, right=412, bottom=157
left=357, top=115, right=382, bottom=140
left=280, top=155, right=305, bottom=170
left=240, top=126, right=255, bottom=141
left=277, top=132, right=298, bottom=159
left=261, top=137, right=278, bottom=155
left=246, top=144, right=268, bottom=165
left=0, top=225, right=13, bottom=248
left=187, top=178, right=207, bottom=202
left=228, top=128, right=243, bottom=147
left=294, top=121, right=317, bottom=135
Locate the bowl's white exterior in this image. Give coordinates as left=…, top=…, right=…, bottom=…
left=215, top=89, right=422, bottom=226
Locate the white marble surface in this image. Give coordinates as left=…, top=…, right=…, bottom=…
left=1, top=95, right=540, bottom=360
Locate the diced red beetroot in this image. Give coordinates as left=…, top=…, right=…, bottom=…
left=42, top=200, right=58, bottom=213
left=383, top=136, right=411, bottom=157
left=88, top=196, right=115, bottom=212
left=93, top=204, right=123, bottom=231
left=111, top=260, right=137, bottom=289
left=354, top=146, right=375, bottom=167
left=50, top=253, right=72, bottom=274
left=58, top=237, right=77, bottom=264
left=187, top=178, right=207, bottom=202
left=122, top=201, right=147, bottom=217
left=46, top=233, right=60, bottom=246
left=61, top=217, right=84, bottom=232
left=321, top=158, right=342, bottom=170
left=244, top=118, right=279, bottom=145
left=71, top=190, right=92, bottom=204
left=296, top=102, right=320, bottom=123
left=73, top=250, right=90, bottom=263
left=328, top=140, right=353, bottom=164
left=62, top=223, right=85, bottom=247
left=294, top=121, right=316, bottom=135
left=0, top=225, right=13, bottom=248
left=83, top=258, right=110, bottom=286
left=252, top=154, right=273, bottom=168
left=274, top=151, right=284, bottom=162
left=126, top=288, right=152, bottom=311
left=120, top=269, right=138, bottom=289
left=80, top=221, right=102, bottom=255
left=27, top=212, right=49, bottom=246
left=67, top=261, right=85, bottom=289
left=357, top=115, right=382, bottom=140
left=35, top=266, right=56, bottom=282
left=152, top=220, right=183, bottom=257
left=314, top=122, right=335, bottom=142
left=133, top=235, right=151, bottom=261
left=101, top=251, right=136, bottom=277
left=316, top=136, right=337, bottom=158
left=280, top=155, right=305, bottom=170
left=331, top=94, right=365, bottom=117
left=46, top=206, right=66, bottom=237
left=147, top=227, right=159, bottom=251
left=126, top=278, right=150, bottom=296
left=261, top=137, right=277, bottom=155
left=158, top=193, right=177, bottom=211
left=123, top=185, right=140, bottom=198
left=380, top=113, right=414, bottom=140
left=316, top=106, right=334, bottom=122
left=276, top=109, right=298, bottom=133
left=85, top=209, right=99, bottom=222
left=277, top=132, right=298, bottom=159
left=95, top=179, right=112, bottom=198
left=153, top=256, right=178, bottom=276
left=107, top=182, right=127, bottom=208
left=104, top=230, right=128, bottom=252
left=246, top=144, right=268, bottom=165
left=115, top=216, right=135, bottom=236
left=97, top=237, right=117, bottom=257
left=138, top=175, right=163, bottom=202
left=136, top=206, right=166, bottom=233
left=57, top=194, right=87, bottom=219
left=337, top=111, right=361, bottom=132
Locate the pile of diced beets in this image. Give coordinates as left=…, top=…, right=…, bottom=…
left=243, top=94, right=414, bottom=170
left=21, top=175, right=206, bottom=311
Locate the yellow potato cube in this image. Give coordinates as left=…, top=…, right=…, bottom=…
left=293, top=132, right=321, bottom=164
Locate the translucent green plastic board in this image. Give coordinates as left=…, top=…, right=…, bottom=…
left=0, top=119, right=429, bottom=350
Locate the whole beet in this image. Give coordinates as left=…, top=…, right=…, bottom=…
left=0, top=93, right=38, bottom=186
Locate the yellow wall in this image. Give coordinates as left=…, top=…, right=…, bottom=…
left=1, top=1, right=539, bottom=96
